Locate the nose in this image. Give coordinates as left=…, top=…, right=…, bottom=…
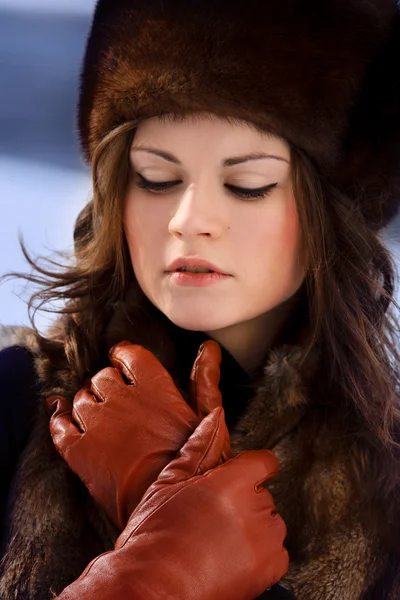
left=168, top=182, right=228, bottom=240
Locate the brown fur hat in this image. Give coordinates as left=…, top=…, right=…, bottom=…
left=77, top=0, right=400, bottom=229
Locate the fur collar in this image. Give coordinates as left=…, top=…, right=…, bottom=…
left=0, top=289, right=399, bottom=599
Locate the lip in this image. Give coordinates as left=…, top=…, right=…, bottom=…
left=167, top=271, right=231, bottom=287
left=165, top=257, right=230, bottom=275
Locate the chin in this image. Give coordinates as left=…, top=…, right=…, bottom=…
left=164, top=309, right=230, bottom=333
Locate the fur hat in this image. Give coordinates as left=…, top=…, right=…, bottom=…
left=77, top=0, right=400, bottom=229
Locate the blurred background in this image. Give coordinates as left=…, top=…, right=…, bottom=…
left=0, top=0, right=399, bottom=335
left=0, top=0, right=95, bottom=333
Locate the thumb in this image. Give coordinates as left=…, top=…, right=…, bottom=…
left=188, top=340, right=223, bottom=418
left=156, top=406, right=227, bottom=486
left=188, top=341, right=233, bottom=462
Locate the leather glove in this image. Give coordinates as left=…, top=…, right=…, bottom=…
left=56, top=406, right=289, bottom=600
left=45, top=340, right=231, bottom=530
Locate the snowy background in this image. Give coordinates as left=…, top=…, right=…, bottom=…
left=0, top=0, right=399, bottom=336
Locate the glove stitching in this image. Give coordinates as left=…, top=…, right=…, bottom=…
left=195, top=409, right=223, bottom=475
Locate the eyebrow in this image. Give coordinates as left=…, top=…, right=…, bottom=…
left=130, top=146, right=290, bottom=166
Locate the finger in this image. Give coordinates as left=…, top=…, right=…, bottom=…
left=188, top=341, right=232, bottom=460
left=45, top=394, right=71, bottom=417
left=45, top=393, right=67, bottom=418
left=109, top=343, right=198, bottom=420
left=109, top=342, right=172, bottom=387
left=90, top=366, right=126, bottom=400
left=194, top=407, right=228, bottom=475
left=157, top=407, right=227, bottom=485
left=46, top=395, right=82, bottom=453
left=188, top=340, right=223, bottom=418
left=72, top=385, right=102, bottom=432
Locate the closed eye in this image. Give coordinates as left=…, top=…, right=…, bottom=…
left=135, top=173, right=277, bottom=200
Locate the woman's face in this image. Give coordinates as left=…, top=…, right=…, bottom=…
left=123, top=113, right=305, bottom=333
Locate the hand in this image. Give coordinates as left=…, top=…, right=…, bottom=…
left=187, top=339, right=232, bottom=461
left=57, top=407, right=289, bottom=600
left=46, top=340, right=231, bottom=530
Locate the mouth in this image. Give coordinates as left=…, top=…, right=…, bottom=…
left=166, top=257, right=230, bottom=275
left=166, top=269, right=232, bottom=287
left=175, top=266, right=215, bottom=274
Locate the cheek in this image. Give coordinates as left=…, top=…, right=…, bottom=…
left=241, top=198, right=303, bottom=283
left=279, top=201, right=303, bottom=260
left=123, top=193, right=164, bottom=264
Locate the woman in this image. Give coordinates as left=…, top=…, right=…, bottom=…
left=1, top=0, right=400, bottom=598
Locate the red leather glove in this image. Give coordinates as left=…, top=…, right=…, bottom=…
left=56, top=407, right=289, bottom=600
left=46, top=340, right=231, bottom=530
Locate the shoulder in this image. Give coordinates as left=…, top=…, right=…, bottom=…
left=0, top=344, right=38, bottom=395
left=0, top=346, right=40, bottom=434
left=0, top=324, right=41, bottom=400
left=0, top=326, right=41, bottom=470
left=0, top=328, right=42, bottom=538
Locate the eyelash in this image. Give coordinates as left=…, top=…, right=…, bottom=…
left=135, top=173, right=277, bottom=200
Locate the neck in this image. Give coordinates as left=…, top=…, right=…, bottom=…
left=206, top=291, right=302, bottom=375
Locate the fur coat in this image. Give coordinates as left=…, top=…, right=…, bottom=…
left=0, top=284, right=399, bottom=600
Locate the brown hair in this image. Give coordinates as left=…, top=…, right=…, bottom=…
left=2, top=113, right=400, bottom=454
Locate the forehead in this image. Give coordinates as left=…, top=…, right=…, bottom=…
left=133, top=112, right=290, bottom=158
